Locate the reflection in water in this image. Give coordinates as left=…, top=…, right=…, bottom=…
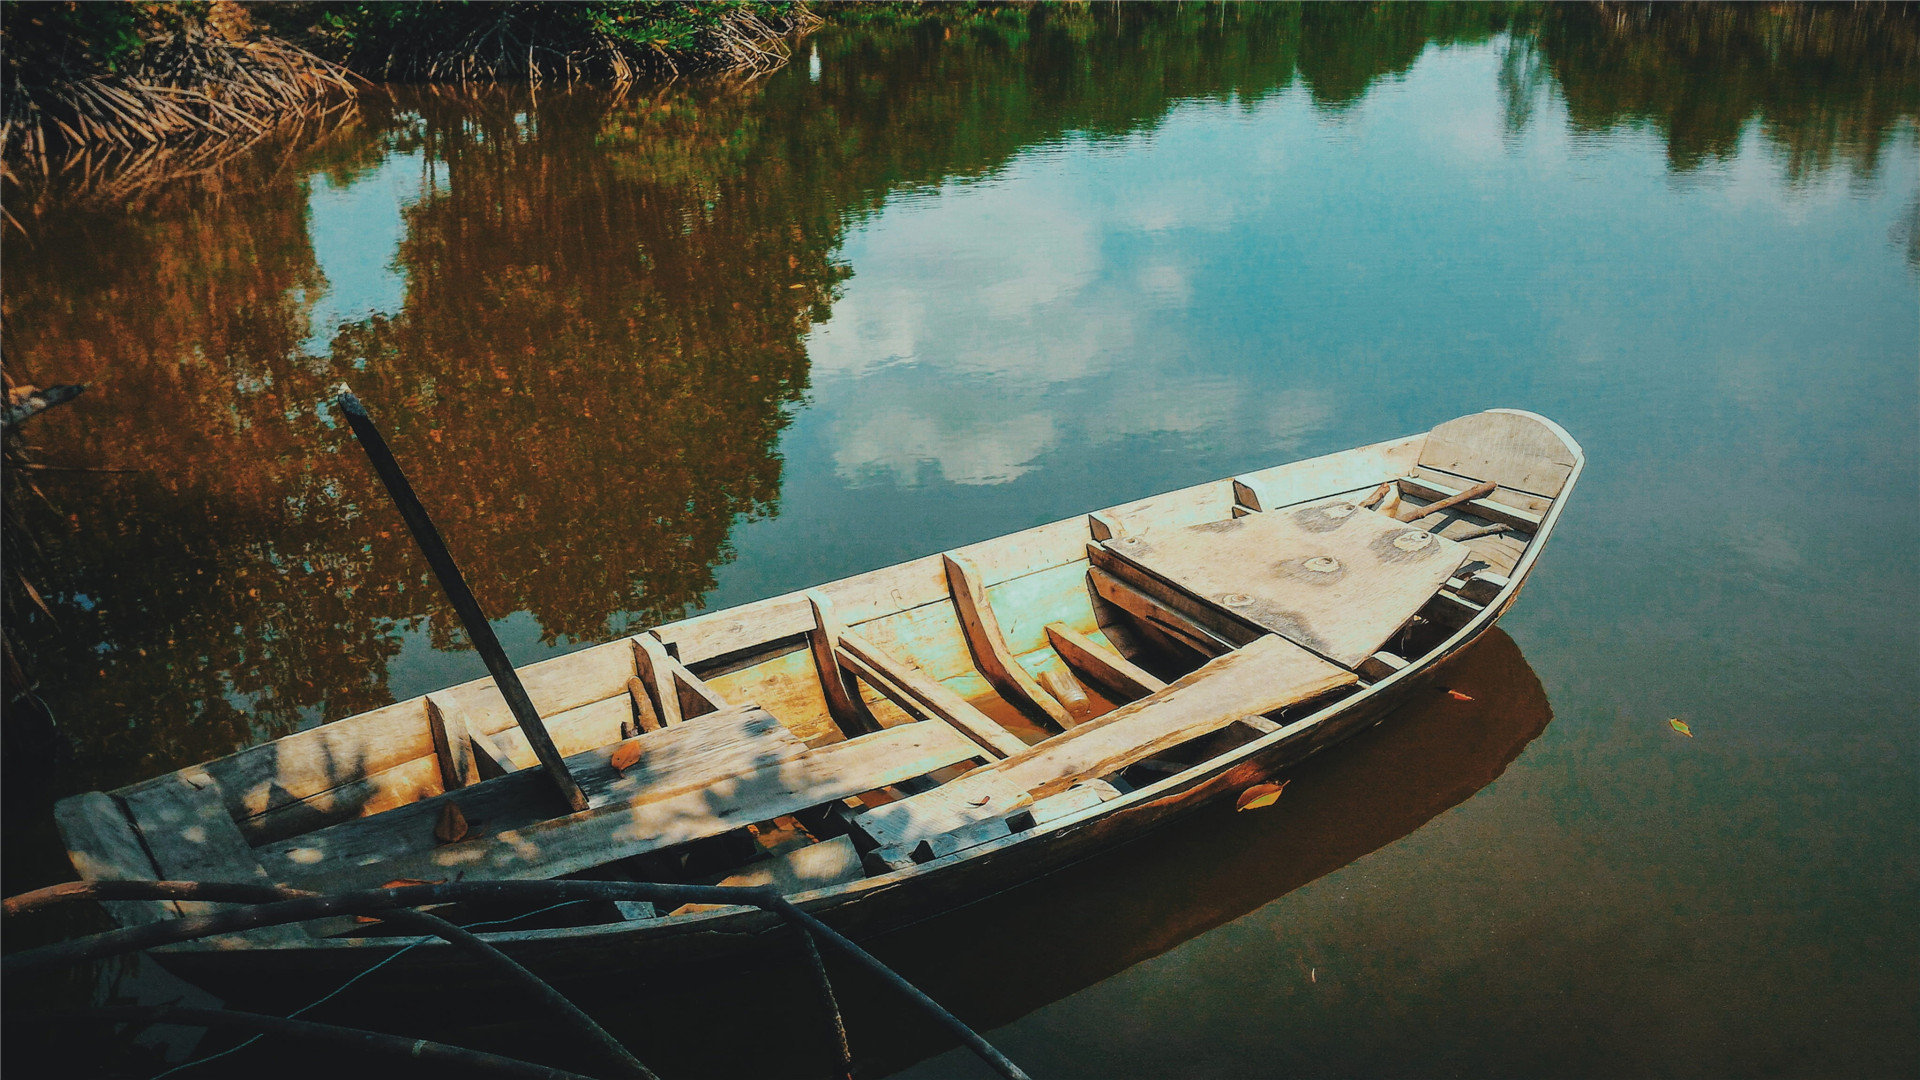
left=0, top=4, right=1913, bottom=1075
left=236, top=629, right=1547, bottom=1080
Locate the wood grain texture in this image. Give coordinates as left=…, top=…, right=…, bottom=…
left=266, top=721, right=980, bottom=893
left=807, top=590, right=878, bottom=738
left=1098, top=502, right=1467, bottom=668
left=259, top=705, right=806, bottom=884
left=1045, top=621, right=1167, bottom=701
left=1399, top=471, right=1546, bottom=528
left=631, top=636, right=683, bottom=726
left=1087, top=563, right=1237, bottom=656
left=943, top=553, right=1076, bottom=731
left=1232, top=434, right=1424, bottom=513
left=837, top=631, right=1027, bottom=759
left=860, top=635, right=1356, bottom=841
left=121, top=775, right=311, bottom=942
left=52, top=792, right=181, bottom=925
left=427, top=694, right=480, bottom=790
left=1418, top=410, right=1578, bottom=499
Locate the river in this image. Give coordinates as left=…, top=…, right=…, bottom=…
left=2, top=5, right=1914, bottom=1077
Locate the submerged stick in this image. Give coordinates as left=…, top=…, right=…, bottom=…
left=6, top=880, right=651, bottom=1079
left=334, top=389, right=588, bottom=813
left=6, top=879, right=1032, bottom=1080
left=21, top=1005, right=601, bottom=1080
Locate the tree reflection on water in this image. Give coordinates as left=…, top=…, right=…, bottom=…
left=1, top=0, right=1911, bottom=825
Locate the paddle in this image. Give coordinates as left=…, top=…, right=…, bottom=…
left=334, top=388, right=589, bottom=813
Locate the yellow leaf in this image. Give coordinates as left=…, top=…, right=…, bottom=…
left=1235, top=780, right=1289, bottom=812
left=434, top=802, right=469, bottom=845
left=379, top=878, right=443, bottom=890
left=610, top=741, right=643, bottom=772
left=1668, top=718, right=1693, bottom=738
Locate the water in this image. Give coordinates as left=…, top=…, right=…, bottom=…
left=3, top=5, right=1915, bottom=1076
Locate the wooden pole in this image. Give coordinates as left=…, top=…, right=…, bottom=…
left=335, top=390, right=588, bottom=813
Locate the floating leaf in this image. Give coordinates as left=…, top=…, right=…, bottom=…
left=1236, top=780, right=1289, bottom=812
left=610, top=741, right=644, bottom=772
left=1668, top=718, right=1693, bottom=738
left=379, top=878, right=443, bottom=890
left=434, top=802, right=469, bottom=845
left=1445, top=689, right=1474, bottom=702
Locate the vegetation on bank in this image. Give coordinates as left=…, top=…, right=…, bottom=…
left=1, top=1, right=821, bottom=163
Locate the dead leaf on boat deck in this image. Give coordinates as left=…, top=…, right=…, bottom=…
left=1235, top=780, right=1289, bottom=812
left=610, top=741, right=644, bottom=772
left=1668, top=718, right=1693, bottom=738
left=434, top=802, right=469, bottom=844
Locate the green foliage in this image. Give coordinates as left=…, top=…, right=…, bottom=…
left=0, top=1, right=208, bottom=78
left=262, top=1, right=814, bottom=79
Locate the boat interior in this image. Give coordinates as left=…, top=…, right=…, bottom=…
left=57, top=410, right=1581, bottom=943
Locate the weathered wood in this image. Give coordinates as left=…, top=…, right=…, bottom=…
left=672, top=836, right=869, bottom=914
left=912, top=816, right=1026, bottom=865
left=836, top=632, right=1027, bottom=759
left=1397, top=473, right=1543, bottom=532
left=427, top=694, right=481, bottom=790
left=469, top=724, right=516, bottom=780
left=337, top=391, right=587, bottom=814
left=853, top=777, right=1034, bottom=852
left=1087, top=512, right=1123, bottom=541
left=807, top=591, right=878, bottom=738
left=1390, top=479, right=1498, bottom=523
left=626, top=677, right=664, bottom=734
left=1231, top=435, right=1424, bottom=513
left=1087, top=563, right=1237, bottom=656
left=236, top=756, right=444, bottom=845
left=630, top=636, right=683, bottom=726
left=266, top=721, right=981, bottom=893
left=1027, top=779, right=1125, bottom=826
left=1098, top=502, right=1468, bottom=669
left=943, top=553, right=1075, bottom=731
left=483, top=696, right=632, bottom=771
left=258, top=706, right=809, bottom=884
left=653, top=515, right=1094, bottom=667
left=1045, top=622, right=1167, bottom=702
left=863, top=636, right=1357, bottom=843
left=120, top=775, right=310, bottom=942
left=52, top=793, right=181, bottom=925
left=665, top=649, right=731, bottom=719
left=1037, top=668, right=1093, bottom=723
left=1418, top=410, right=1578, bottom=499
left=1422, top=590, right=1485, bottom=631
left=1457, top=571, right=1511, bottom=606
left=1356, top=651, right=1410, bottom=682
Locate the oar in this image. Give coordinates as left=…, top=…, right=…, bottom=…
left=335, top=389, right=589, bottom=813
left=1390, top=479, right=1499, bottom=523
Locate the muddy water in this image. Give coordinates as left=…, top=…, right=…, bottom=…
left=3, top=5, right=1914, bottom=1077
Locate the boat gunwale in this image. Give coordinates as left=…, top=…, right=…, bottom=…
left=149, top=412, right=1584, bottom=956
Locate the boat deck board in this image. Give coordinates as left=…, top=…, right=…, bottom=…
left=261, top=718, right=983, bottom=893
left=855, top=635, right=1357, bottom=848
left=1098, top=502, right=1468, bottom=668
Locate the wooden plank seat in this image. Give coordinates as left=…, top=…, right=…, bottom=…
left=852, top=635, right=1358, bottom=850
left=258, top=705, right=985, bottom=894
left=1093, top=501, right=1469, bottom=670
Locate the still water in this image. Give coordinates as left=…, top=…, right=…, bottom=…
left=3, top=5, right=1915, bottom=1077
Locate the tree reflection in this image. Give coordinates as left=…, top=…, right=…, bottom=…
left=1, top=0, right=1912, bottom=802
left=1534, top=2, right=1919, bottom=182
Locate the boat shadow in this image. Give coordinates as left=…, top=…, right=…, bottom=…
left=440, top=625, right=1556, bottom=1079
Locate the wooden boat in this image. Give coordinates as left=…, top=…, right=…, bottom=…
left=53, top=408, right=1581, bottom=991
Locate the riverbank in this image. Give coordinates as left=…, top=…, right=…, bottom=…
left=1, top=1, right=821, bottom=171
